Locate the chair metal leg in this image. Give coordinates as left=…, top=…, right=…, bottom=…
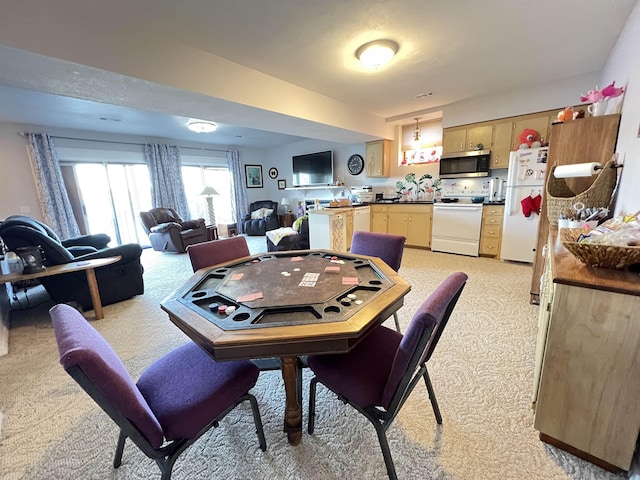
left=247, top=393, right=267, bottom=451
left=422, top=367, right=442, bottom=424
left=393, top=312, right=401, bottom=333
left=308, top=377, right=318, bottom=434
left=113, top=430, right=126, bottom=468
left=371, top=420, right=398, bottom=480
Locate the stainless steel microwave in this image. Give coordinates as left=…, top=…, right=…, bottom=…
left=439, top=149, right=491, bottom=178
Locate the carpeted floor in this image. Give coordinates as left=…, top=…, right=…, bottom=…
left=0, top=236, right=634, bottom=479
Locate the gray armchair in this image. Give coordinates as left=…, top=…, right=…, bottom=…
left=139, top=207, right=207, bottom=253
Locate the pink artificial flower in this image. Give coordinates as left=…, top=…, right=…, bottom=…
left=601, top=81, right=625, bottom=99
left=579, top=88, right=604, bottom=103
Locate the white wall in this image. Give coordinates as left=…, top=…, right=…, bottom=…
left=600, top=0, right=640, bottom=215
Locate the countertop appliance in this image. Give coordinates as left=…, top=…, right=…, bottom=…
left=500, top=146, right=548, bottom=263
left=439, top=149, right=491, bottom=179
left=432, top=201, right=483, bottom=257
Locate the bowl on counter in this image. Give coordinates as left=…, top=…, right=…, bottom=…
left=471, top=196, right=486, bottom=203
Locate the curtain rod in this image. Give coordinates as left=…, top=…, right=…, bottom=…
left=20, top=133, right=230, bottom=153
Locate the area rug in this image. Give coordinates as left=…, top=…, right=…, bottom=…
left=0, top=239, right=631, bottom=479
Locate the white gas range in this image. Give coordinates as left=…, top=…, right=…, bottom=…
left=431, top=198, right=484, bottom=257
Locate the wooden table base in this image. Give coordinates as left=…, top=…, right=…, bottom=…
left=281, top=356, right=302, bottom=445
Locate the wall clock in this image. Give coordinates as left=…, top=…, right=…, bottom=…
left=347, top=154, right=364, bottom=175
left=268, top=167, right=278, bottom=179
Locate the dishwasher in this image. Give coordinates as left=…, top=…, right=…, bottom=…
left=431, top=202, right=483, bottom=256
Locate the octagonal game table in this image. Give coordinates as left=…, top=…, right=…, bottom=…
left=161, top=249, right=411, bottom=445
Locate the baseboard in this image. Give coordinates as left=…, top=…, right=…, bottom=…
left=0, top=284, right=10, bottom=357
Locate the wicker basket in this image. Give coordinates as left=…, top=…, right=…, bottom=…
left=546, top=160, right=617, bottom=226
left=560, top=228, right=640, bottom=269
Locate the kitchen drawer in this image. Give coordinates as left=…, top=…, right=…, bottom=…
left=483, top=216, right=502, bottom=227
left=483, top=205, right=504, bottom=217
left=480, top=237, right=501, bottom=255
left=370, top=205, right=388, bottom=213
left=482, top=225, right=502, bottom=238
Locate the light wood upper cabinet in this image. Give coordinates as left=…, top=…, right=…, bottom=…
left=466, top=125, right=493, bottom=151
left=442, top=128, right=467, bottom=153
left=512, top=115, right=552, bottom=150
left=491, top=122, right=513, bottom=169
left=365, top=140, right=391, bottom=177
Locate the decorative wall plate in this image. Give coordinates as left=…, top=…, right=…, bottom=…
left=347, top=154, right=364, bottom=175
left=268, top=167, right=278, bottom=179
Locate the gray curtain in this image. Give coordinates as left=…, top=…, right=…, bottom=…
left=227, top=150, right=248, bottom=233
left=26, top=133, right=81, bottom=239
left=144, top=144, right=191, bottom=220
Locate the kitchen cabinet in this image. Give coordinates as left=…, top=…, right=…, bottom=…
left=466, top=124, right=493, bottom=151
left=491, top=122, right=513, bottom=169
left=511, top=115, right=552, bottom=150
left=387, top=204, right=433, bottom=248
left=479, top=205, right=503, bottom=257
left=529, top=114, right=620, bottom=304
left=442, top=125, right=492, bottom=153
left=533, top=229, right=640, bottom=471
left=365, top=140, right=391, bottom=177
left=308, top=210, right=347, bottom=252
left=370, top=204, right=388, bottom=233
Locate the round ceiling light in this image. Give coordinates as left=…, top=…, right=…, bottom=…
left=187, top=120, right=217, bottom=133
left=355, top=40, right=399, bottom=69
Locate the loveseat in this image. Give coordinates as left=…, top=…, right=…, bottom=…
left=139, top=207, right=207, bottom=253
left=0, top=215, right=144, bottom=310
left=241, top=201, right=280, bottom=236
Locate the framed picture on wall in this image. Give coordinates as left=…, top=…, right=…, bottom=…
left=278, top=179, right=286, bottom=190
left=245, top=165, right=263, bottom=188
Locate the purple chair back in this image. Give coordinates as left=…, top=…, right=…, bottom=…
left=381, top=272, right=468, bottom=407
left=50, top=304, right=165, bottom=448
left=350, top=231, right=406, bottom=272
left=187, top=236, right=250, bottom=272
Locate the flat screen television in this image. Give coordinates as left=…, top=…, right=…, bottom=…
left=292, top=150, right=334, bottom=187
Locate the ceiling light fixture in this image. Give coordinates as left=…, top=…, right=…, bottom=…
left=355, top=39, right=399, bottom=69
left=187, top=120, right=217, bottom=133
left=412, top=117, right=421, bottom=147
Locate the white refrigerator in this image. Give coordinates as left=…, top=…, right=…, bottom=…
left=500, top=147, right=548, bottom=263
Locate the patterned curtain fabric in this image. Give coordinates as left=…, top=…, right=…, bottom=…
left=144, top=144, right=191, bottom=220
left=227, top=150, right=248, bottom=233
left=26, top=133, right=81, bottom=239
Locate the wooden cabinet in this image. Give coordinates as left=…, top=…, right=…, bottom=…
left=533, top=231, right=640, bottom=471
left=491, top=122, right=513, bottom=169
left=443, top=125, right=493, bottom=153
left=466, top=124, right=493, bottom=151
left=479, top=205, right=503, bottom=257
left=512, top=115, right=553, bottom=150
left=442, top=128, right=467, bottom=153
left=529, top=114, right=620, bottom=304
left=387, top=204, right=433, bottom=248
left=370, top=204, right=388, bottom=233
left=365, top=140, right=391, bottom=177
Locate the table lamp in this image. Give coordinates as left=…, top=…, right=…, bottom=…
left=200, top=185, right=219, bottom=226
left=281, top=197, right=291, bottom=213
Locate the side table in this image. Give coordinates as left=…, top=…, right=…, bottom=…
left=217, top=223, right=238, bottom=238
left=206, top=225, right=218, bottom=241
left=279, top=213, right=295, bottom=228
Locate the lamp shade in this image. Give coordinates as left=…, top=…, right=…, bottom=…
left=200, top=185, right=219, bottom=196
left=281, top=198, right=290, bottom=206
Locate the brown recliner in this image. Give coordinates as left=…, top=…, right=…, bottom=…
left=139, top=207, right=207, bottom=253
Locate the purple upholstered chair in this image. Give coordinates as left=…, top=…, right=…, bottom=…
left=307, top=272, right=468, bottom=480
left=186, top=235, right=251, bottom=272
left=50, top=303, right=266, bottom=480
left=349, top=230, right=406, bottom=332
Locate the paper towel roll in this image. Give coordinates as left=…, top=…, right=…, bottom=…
left=553, top=162, right=602, bottom=178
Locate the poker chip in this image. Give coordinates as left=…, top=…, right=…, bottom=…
left=355, top=300, right=363, bottom=305
left=225, top=306, right=236, bottom=315
left=218, top=305, right=227, bottom=313
left=208, top=303, right=218, bottom=311
left=347, top=294, right=357, bottom=299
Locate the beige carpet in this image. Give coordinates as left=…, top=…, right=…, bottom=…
left=0, top=237, right=631, bottom=479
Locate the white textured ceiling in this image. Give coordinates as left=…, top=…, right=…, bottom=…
left=0, top=0, right=635, bottom=147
